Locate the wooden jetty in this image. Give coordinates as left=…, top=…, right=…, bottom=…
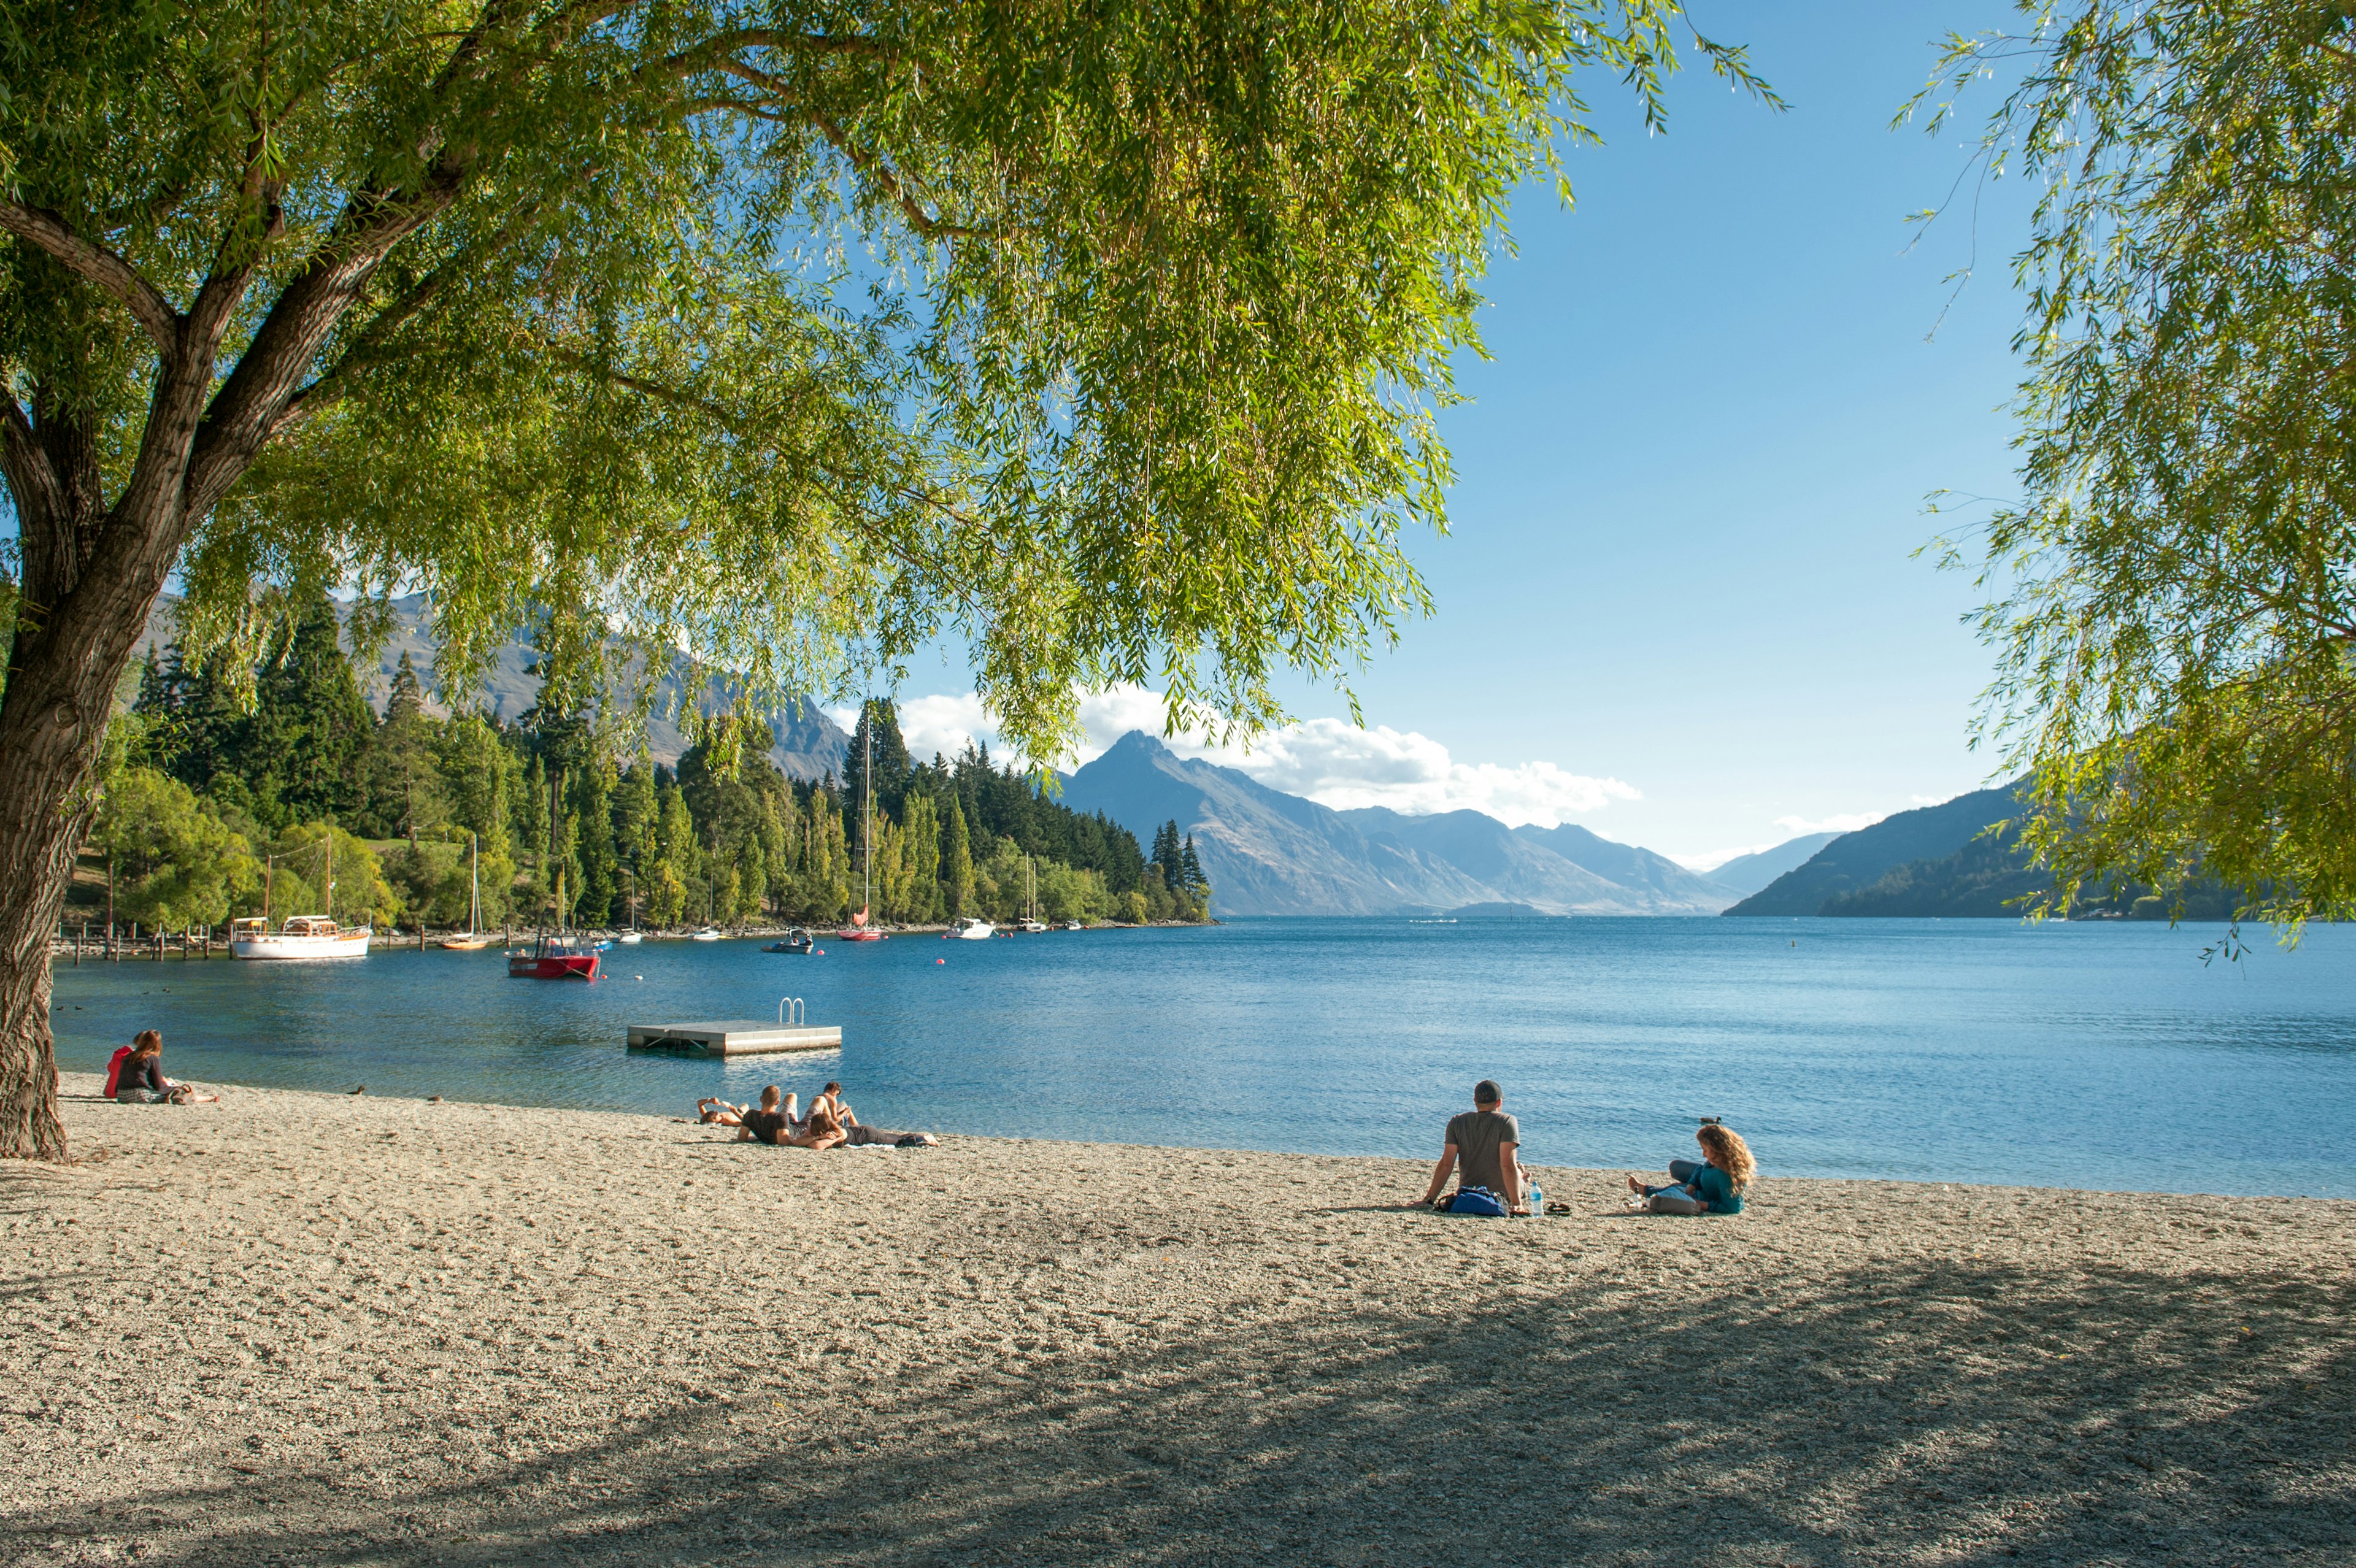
left=625, top=1020, right=842, bottom=1058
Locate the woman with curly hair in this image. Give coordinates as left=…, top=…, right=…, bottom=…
left=1629, top=1121, right=1754, bottom=1215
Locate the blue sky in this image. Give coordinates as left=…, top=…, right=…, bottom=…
left=891, top=2, right=2044, bottom=867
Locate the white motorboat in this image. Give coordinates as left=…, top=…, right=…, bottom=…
left=691, top=928, right=723, bottom=942
left=230, top=915, right=371, bottom=960
left=950, top=917, right=995, bottom=940
left=617, top=931, right=645, bottom=945
left=1018, top=920, right=1049, bottom=934
left=1063, top=920, right=1084, bottom=931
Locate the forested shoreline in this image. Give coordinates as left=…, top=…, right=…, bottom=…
left=73, top=593, right=1212, bottom=940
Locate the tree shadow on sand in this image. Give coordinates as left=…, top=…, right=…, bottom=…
left=11, top=1253, right=2352, bottom=1567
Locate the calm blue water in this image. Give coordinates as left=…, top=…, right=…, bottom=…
left=48, top=917, right=2356, bottom=1197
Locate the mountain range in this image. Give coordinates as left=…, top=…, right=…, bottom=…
left=144, top=593, right=2040, bottom=918
left=1058, top=732, right=1742, bottom=917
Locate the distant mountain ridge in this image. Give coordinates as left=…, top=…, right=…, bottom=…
left=138, top=592, right=852, bottom=783
left=1060, top=732, right=1741, bottom=917
left=1723, top=783, right=2029, bottom=916
left=1705, top=832, right=1841, bottom=896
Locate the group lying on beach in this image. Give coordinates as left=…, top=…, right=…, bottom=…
left=1419, top=1078, right=1753, bottom=1216
left=696, top=1081, right=939, bottom=1149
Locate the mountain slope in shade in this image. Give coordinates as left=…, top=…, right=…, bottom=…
left=1509, top=821, right=1741, bottom=913
left=1704, top=832, right=1841, bottom=897
left=1724, top=783, right=2028, bottom=916
left=1059, top=734, right=1500, bottom=917
left=137, top=593, right=851, bottom=782
left=1341, top=807, right=1727, bottom=914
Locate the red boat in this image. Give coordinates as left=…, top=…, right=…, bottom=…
left=836, top=905, right=884, bottom=943
left=507, top=934, right=601, bottom=980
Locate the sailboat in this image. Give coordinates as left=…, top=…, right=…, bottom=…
left=440, top=834, right=493, bottom=949
left=508, top=856, right=598, bottom=978
left=231, top=832, right=372, bottom=959
left=837, top=706, right=885, bottom=942
left=618, top=874, right=644, bottom=942
left=1017, top=853, right=1047, bottom=933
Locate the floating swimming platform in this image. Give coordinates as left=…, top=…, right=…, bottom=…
left=626, top=1017, right=841, bottom=1058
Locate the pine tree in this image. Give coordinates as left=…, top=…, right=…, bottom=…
left=250, top=591, right=374, bottom=826
left=1180, top=834, right=1204, bottom=896
left=384, top=650, right=425, bottom=726
left=842, top=699, right=914, bottom=821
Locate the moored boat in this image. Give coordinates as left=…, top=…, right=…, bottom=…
left=439, top=835, right=491, bottom=949
left=230, top=915, right=372, bottom=960
left=507, top=934, right=601, bottom=980
left=764, top=927, right=815, bottom=954
left=949, top=917, right=995, bottom=940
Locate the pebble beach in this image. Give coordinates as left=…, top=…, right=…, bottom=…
left=4, top=1074, right=2352, bottom=1566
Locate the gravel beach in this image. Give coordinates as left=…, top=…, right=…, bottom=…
left=4, top=1074, right=2352, bottom=1566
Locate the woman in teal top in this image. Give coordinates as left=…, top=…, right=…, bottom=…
left=1629, top=1122, right=1755, bottom=1215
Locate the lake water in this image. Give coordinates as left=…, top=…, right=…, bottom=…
left=47, top=917, right=2356, bottom=1198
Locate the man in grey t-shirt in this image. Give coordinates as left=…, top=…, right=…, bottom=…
left=1417, top=1079, right=1526, bottom=1215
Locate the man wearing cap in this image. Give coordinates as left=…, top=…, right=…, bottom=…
left=1417, top=1079, right=1526, bottom=1215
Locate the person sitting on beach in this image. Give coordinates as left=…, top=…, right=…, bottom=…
left=697, top=1097, right=748, bottom=1126
left=734, top=1087, right=796, bottom=1146
left=1628, top=1121, right=1755, bottom=1215
left=114, top=1032, right=216, bottom=1105
left=1418, top=1078, right=1526, bottom=1215
left=791, top=1091, right=849, bottom=1150
left=810, top=1082, right=856, bottom=1129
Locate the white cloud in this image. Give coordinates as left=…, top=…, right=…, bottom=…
left=1773, top=810, right=1887, bottom=836
left=1186, top=718, right=1637, bottom=827
left=866, top=682, right=1638, bottom=828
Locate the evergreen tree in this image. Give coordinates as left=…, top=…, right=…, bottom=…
left=570, top=760, right=617, bottom=926
left=250, top=591, right=374, bottom=826
left=842, top=699, right=914, bottom=822
left=942, top=797, right=977, bottom=918
left=1180, top=834, right=1206, bottom=897
left=383, top=650, right=425, bottom=725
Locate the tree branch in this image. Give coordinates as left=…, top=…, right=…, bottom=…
left=0, top=389, right=64, bottom=551
left=706, top=58, right=982, bottom=242
left=0, top=202, right=180, bottom=352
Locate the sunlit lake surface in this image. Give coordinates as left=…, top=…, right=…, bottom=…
left=50, top=916, right=2356, bottom=1197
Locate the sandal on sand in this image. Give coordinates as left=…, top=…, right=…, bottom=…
left=1545, top=1201, right=1573, bottom=1216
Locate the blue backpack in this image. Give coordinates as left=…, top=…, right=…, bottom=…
left=1442, top=1186, right=1510, bottom=1216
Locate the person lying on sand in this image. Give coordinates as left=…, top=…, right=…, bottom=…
left=842, top=1124, right=940, bottom=1147
left=734, top=1087, right=796, bottom=1146
left=1628, top=1121, right=1754, bottom=1215
left=1419, top=1078, right=1525, bottom=1215
left=114, top=1032, right=217, bottom=1105
left=697, top=1097, right=748, bottom=1126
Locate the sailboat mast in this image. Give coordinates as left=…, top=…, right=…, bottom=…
left=325, top=831, right=334, bottom=923
left=469, top=832, right=480, bottom=932
left=863, top=708, right=873, bottom=913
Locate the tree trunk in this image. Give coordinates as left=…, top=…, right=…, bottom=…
left=1, top=387, right=192, bottom=1158
left=0, top=539, right=176, bottom=1158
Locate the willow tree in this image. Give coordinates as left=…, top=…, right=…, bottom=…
left=0, top=0, right=1760, bottom=1157
left=1919, top=2, right=2356, bottom=930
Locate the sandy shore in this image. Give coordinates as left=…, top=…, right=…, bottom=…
left=3, top=1077, right=2351, bottom=1566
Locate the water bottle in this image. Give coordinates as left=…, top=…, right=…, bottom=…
left=1526, top=1183, right=1542, bottom=1216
